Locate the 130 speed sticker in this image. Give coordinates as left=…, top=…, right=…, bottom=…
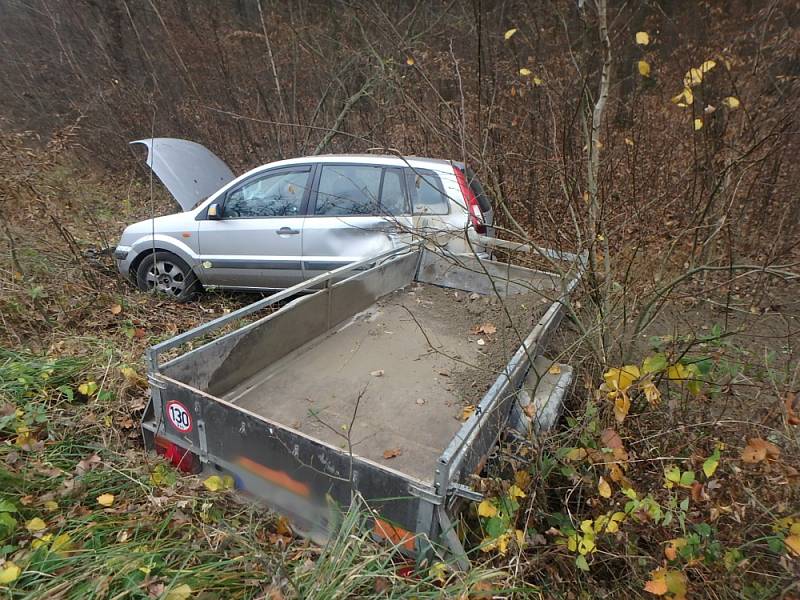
left=166, top=400, right=192, bottom=433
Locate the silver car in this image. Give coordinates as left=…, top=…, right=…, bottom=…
left=115, top=138, right=494, bottom=301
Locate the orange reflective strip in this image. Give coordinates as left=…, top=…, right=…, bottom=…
left=235, top=456, right=311, bottom=497
left=373, top=518, right=415, bottom=552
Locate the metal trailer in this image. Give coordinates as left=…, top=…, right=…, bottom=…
left=141, top=242, right=584, bottom=566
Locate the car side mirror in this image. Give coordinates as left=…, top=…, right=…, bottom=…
left=207, top=203, right=222, bottom=220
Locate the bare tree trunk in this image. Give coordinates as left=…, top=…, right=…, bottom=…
left=585, top=0, right=612, bottom=363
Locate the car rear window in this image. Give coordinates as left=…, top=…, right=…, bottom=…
left=313, top=165, right=411, bottom=217
left=405, top=168, right=448, bottom=215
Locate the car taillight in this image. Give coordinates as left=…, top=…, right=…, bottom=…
left=454, top=167, right=486, bottom=234
left=154, top=436, right=199, bottom=473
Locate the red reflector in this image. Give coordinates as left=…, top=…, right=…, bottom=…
left=154, top=436, right=198, bottom=473
left=454, top=167, right=486, bottom=234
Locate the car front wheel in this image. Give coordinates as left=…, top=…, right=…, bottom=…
left=135, top=251, right=200, bottom=302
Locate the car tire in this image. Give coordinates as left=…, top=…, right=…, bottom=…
left=135, top=251, right=200, bottom=303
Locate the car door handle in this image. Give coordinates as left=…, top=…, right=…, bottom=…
left=276, top=227, right=300, bottom=235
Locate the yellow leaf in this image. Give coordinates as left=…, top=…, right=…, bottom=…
left=32, top=534, right=52, bottom=549
left=460, top=405, right=475, bottom=421
left=504, top=28, right=517, bottom=40
left=515, top=529, right=525, bottom=546
left=635, top=31, right=650, bottom=45
left=791, top=521, right=800, bottom=535
left=786, top=534, right=800, bottom=556
left=477, top=500, right=497, bottom=518
left=580, top=520, right=594, bottom=535
left=641, top=378, right=661, bottom=405
left=665, top=569, right=688, bottom=598
left=429, top=561, right=447, bottom=582
left=508, top=484, right=526, bottom=499
left=671, top=88, right=693, bottom=106
left=165, top=583, right=193, bottom=600
left=614, top=393, right=631, bottom=423
left=607, top=365, right=640, bottom=391
left=0, top=562, right=21, bottom=584
left=26, top=517, right=46, bottom=532
left=694, top=118, right=703, bottom=131
left=638, top=60, right=651, bottom=77
left=700, top=59, right=717, bottom=73
left=624, top=137, right=634, bottom=146
left=78, top=381, right=98, bottom=397
left=496, top=532, right=510, bottom=555
left=97, top=494, right=115, bottom=507
left=519, top=67, right=532, bottom=76
left=567, top=533, right=578, bottom=552
left=405, top=56, right=415, bottom=66
left=598, top=477, right=612, bottom=498
left=532, top=76, right=543, bottom=86
left=110, top=304, right=122, bottom=315
left=51, top=533, right=72, bottom=554
left=607, top=512, right=626, bottom=533
left=667, top=363, right=689, bottom=381
left=578, top=532, right=595, bottom=555
left=548, top=364, right=562, bottom=375
left=203, top=475, right=224, bottom=492
left=566, top=447, right=588, bottom=461
left=514, top=470, right=531, bottom=489
left=722, top=96, right=740, bottom=109
left=684, top=67, right=703, bottom=87
left=43, top=500, right=59, bottom=511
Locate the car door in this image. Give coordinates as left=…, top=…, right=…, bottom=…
left=197, top=165, right=313, bottom=289
left=301, top=164, right=413, bottom=280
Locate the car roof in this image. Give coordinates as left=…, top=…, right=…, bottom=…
left=254, top=154, right=459, bottom=173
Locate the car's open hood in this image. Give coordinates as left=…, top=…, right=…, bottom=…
left=130, top=138, right=235, bottom=211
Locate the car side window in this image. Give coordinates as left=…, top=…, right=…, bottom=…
left=379, top=169, right=410, bottom=216
left=314, top=165, right=382, bottom=216
left=224, top=168, right=310, bottom=218
left=406, top=168, right=449, bottom=215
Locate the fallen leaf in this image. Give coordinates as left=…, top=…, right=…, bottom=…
left=477, top=499, right=497, bottom=518
left=600, top=428, right=624, bottom=451
left=26, top=517, right=46, bottom=532
left=504, top=28, right=517, bottom=40
left=703, top=448, right=721, bottom=477
left=383, top=448, right=402, bottom=459
left=460, top=405, right=475, bottom=421
left=405, top=56, right=415, bottom=66
left=76, top=453, right=101, bottom=475
left=700, top=59, right=716, bottom=73
left=638, top=60, right=650, bottom=77
left=684, top=67, right=703, bottom=87
left=508, top=484, right=526, bottom=499
left=165, top=583, right=192, bottom=600
left=203, top=475, right=234, bottom=492
left=548, top=364, right=562, bottom=375
left=370, top=369, right=385, bottom=377
left=473, top=323, right=497, bottom=335
left=519, top=67, right=532, bottom=76
left=110, top=304, right=122, bottom=315
left=741, top=438, right=780, bottom=463
left=785, top=391, right=799, bottom=425
left=514, top=470, right=531, bottom=489
left=598, top=477, right=612, bottom=498
left=0, top=562, right=21, bottom=584
left=635, top=31, right=650, bottom=45
left=644, top=569, right=668, bottom=596
left=694, top=118, right=703, bottom=131
left=97, top=494, right=115, bottom=507
left=786, top=534, right=800, bottom=556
